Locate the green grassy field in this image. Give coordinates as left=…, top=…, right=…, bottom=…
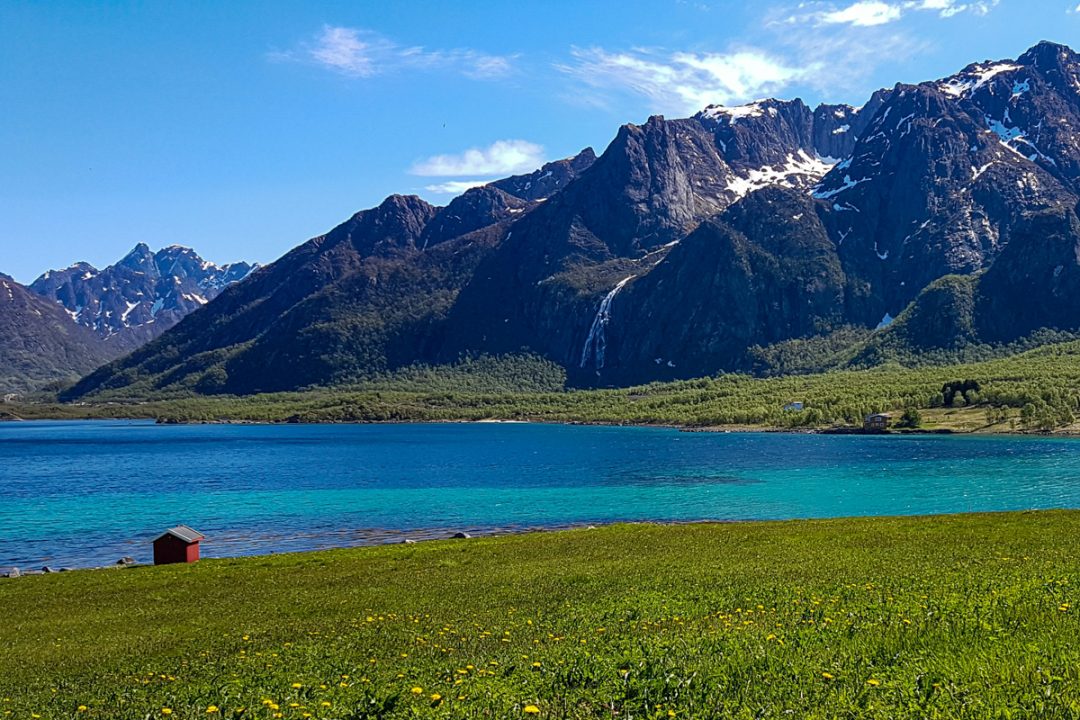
left=2, top=512, right=1079, bottom=719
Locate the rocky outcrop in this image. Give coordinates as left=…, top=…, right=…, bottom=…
left=491, top=148, right=598, bottom=201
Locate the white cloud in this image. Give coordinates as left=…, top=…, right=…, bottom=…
left=423, top=180, right=493, bottom=195
left=274, top=25, right=516, bottom=80
left=820, top=1, right=902, bottom=26
left=410, top=140, right=545, bottom=177
left=559, top=47, right=810, bottom=116
left=796, top=0, right=998, bottom=26
left=761, top=4, right=932, bottom=98
left=305, top=26, right=389, bottom=77
left=909, top=0, right=999, bottom=16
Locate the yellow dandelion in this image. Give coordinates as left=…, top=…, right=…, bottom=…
left=524, top=706, right=541, bottom=715
left=430, top=693, right=442, bottom=703
left=821, top=672, right=834, bottom=680
left=531, top=662, right=542, bottom=668
left=320, top=702, right=331, bottom=708
left=411, top=687, right=423, bottom=695
left=162, top=710, right=173, bottom=716
left=207, top=706, right=220, bottom=714
left=291, top=683, right=302, bottom=689
left=77, top=706, right=88, bottom=713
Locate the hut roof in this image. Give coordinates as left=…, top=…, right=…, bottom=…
left=155, top=525, right=205, bottom=544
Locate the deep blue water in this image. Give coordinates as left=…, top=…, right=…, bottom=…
left=1, top=420, right=1079, bottom=568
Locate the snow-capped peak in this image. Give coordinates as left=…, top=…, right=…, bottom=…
left=699, top=100, right=777, bottom=123
left=937, top=61, right=1021, bottom=98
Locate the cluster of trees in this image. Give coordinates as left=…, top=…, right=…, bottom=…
left=940, top=380, right=982, bottom=407
left=17, top=340, right=1080, bottom=432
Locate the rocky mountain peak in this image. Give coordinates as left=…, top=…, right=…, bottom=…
left=1018, top=40, right=1078, bottom=72
left=118, top=242, right=155, bottom=270
left=29, top=244, right=255, bottom=351
left=490, top=147, right=597, bottom=201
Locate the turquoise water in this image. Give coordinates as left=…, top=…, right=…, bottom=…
left=1, top=420, right=1079, bottom=568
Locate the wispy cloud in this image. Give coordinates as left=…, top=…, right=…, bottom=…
left=410, top=140, right=545, bottom=177
left=558, top=47, right=811, bottom=116
left=910, top=0, right=999, bottom=17
left=820, top=1, right=902, bottom=26
left=422, top=180, right=493, bottom=195
left=303, top=26, right=388, bottom=77
left=273, top=25, right=516, bottom=80
left=800, top=0, right=998, bottom=27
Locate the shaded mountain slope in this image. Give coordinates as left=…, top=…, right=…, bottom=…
left=0, top=276, right=115, bottom=394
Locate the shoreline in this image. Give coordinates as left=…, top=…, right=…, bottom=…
left=4, top=509, right=1070, bottom=577
left=4, top=411, right=1077, bottom=437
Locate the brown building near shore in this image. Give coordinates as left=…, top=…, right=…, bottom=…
left=863, top=413, right=893, bottom=432
left=153, top=525, right=204, bottom=565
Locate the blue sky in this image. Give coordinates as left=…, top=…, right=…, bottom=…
left=1, top=0, right=1077, bottom=282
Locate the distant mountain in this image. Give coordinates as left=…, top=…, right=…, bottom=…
left=0, top=275, right=113, bottom=394
left=30, top=244, right=255, bottom=352
left=65, top=41, right=1080, bottom=399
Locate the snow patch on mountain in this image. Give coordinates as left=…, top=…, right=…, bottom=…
left=939, top=62, right=1020, bottom=97
left=700, top=100, right=775, bottom=123
left=726, top=150, right=837, bottom=199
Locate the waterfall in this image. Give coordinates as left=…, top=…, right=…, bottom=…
left=580, top=276, right=633, bottom=371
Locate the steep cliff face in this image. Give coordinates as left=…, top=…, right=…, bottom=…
left=438, top=100, right=861, bottom=366
left=583, top=187, right=848, bottom=384
left=64, top=42, right=1080, bottom=398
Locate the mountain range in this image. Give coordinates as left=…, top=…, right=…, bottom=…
left=29, top=244, right=255, bottom=351
left=0, top=246, right=253, bottom=393
left=12, top=41, right=1080, bottom=399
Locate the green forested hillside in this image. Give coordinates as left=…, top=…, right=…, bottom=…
left=11, top=341, right=1080, bottom=431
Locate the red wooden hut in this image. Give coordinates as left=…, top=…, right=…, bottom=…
left=153, top=525, right=205, bottom=565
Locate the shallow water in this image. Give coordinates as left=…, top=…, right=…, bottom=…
left=1, top=420, right=1078, bottom=568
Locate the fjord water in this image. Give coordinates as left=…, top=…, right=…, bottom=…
left=2, top=420, right=1079, bottom=568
